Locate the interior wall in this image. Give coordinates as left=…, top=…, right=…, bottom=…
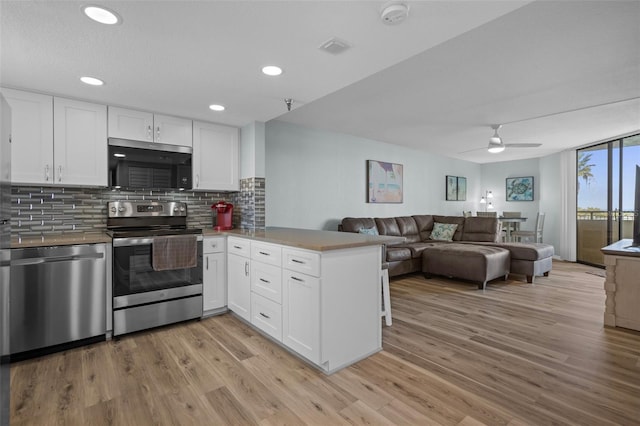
left=480, top=157, right=541, bottom=232
left=265, top=120, right=482, bottom=230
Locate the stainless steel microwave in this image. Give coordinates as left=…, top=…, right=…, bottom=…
left=108, top=138, right=192, bottom=190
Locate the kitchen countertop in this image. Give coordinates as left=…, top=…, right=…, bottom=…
left=11, top=232, right=112, bottom=249
left=218, top=227, right=405, bottom=251
left=12, top=227, right=405, bottom=251
left=601, top=239, right=640, bottom=257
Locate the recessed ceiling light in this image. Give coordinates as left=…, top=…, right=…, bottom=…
left=80, top=76, right=104, bottom=86
left=209, top=104, right=225, bottom=112
left=262, top=65, right=283, bottom=76
left=83, top=5, right=121, bottom=25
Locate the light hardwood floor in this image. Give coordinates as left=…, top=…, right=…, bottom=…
left=10, top=261, right=640, bottom=425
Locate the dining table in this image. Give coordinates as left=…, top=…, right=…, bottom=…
left=499, top=216, right=527, bottom=242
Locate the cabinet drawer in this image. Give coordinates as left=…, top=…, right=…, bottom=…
left=283, top=248, right=320, bottom=277
left=204, top=236, right=226, bottom=254
left=251, top=241, right=282, bottom=267
left=227, top=237, right=250, bottom=257
left=251, top=262, right=282, bottom=303
left=251, top=293, right=282, bottom=342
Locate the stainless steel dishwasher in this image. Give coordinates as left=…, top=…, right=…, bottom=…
left=10, top=244, right=107, bottom=358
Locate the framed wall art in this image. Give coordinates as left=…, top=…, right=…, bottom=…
left=446, top=175, right=467, bottom=201
left=367, top=160, right=403, bottom=203
left=506, top=176, right=534, bottom=201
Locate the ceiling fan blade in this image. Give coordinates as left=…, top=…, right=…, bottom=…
left=457, top=146, right=486, bottom=154
left=504, top=143, right=542, bottom=148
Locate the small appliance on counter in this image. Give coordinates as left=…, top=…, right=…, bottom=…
left=212, top=201, right=233, bottom=230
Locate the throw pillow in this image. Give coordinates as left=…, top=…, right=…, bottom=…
left=430, top=222, right=458, bottom=241
left=359, top=227, right=379, bottom=236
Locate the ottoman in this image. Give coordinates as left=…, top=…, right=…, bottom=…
left=495, top=242, right=554, bottom=283
left=422, top=243, right=510, bottom=290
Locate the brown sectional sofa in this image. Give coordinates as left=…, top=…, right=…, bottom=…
left=340, top=215, right=554, bottom=289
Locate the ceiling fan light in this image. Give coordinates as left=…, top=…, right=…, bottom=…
left=488, top=141, right=505, bottom=153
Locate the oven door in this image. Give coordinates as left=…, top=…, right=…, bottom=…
left=112, top=236, right=203, bottom=309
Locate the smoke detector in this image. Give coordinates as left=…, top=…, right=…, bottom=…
left=380, top=1, right=409, bottom=25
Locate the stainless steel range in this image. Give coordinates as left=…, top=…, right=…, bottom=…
left=107, top=201, right=203, bottom=336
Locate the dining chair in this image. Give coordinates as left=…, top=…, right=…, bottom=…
left=501, top=211, right=522, bottom=241
left=476, top=211, right=497, bottom=217
left=512, top=212, right=545, bottom=243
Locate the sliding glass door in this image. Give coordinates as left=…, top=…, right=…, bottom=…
left=577, top=134, right=640, bottom=266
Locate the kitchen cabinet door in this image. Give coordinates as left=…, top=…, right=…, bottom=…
left=192, top=121, right=239, bottom=191
left=107, top=106, right=154, bottom=142
left=53, top=97, right=107, bottom=186
left=154, top=114, right=192, bottom=147
left=282, top=271, right=320, bottom=364
left=227, top=252, right=251, bottom=321
left=1, top=88, right=54, bottom=184
left=203, top=252, right=226, bottom=314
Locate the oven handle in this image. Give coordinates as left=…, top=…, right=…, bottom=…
left=112, top=235, right=203, bottom=247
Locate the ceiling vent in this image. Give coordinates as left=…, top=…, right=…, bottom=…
left=380, top=1, right=409, bottom=25
left=318, top=37, right=351, bottom=55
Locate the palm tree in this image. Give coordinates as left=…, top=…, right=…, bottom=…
left=577, top=152, right=595, bottom=191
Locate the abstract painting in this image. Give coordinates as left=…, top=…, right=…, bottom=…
left=367, top=160, right=403, bottom=203
left=506, top=176, right=534, bottom=201
left=446, top=175, right=466, bottom=201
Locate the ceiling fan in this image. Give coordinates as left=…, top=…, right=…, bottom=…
left=459, top=124, right=542, bottom=154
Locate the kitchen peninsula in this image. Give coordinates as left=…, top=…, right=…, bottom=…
left=220, top=227, right=404, bottom=374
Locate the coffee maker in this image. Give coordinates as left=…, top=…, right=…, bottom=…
left=212, top=201, right=233, bottom=230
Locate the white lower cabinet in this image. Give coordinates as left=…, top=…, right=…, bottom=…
left=282, top=270, right=320, bottom=363
left=227, top=237, right=251, bottom=321
left=203, top=237, right=226, bottom=316
left=251, top=293, right=282, bottom=341
left=226, top=236, right=382, bottom=374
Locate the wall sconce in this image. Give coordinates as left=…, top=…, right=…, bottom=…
left=480, top=190, right=493, bottom=212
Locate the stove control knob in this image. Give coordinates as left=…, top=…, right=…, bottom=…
left=110, top=206, right=117, bottom=213
left=118, top=207, right=125, bottom=212
left=179, top=207, right=185, bottom=212
left=173, top=207, right=179, bottom=212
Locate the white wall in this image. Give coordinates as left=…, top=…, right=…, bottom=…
left=480, top=158, right=541, bottom=226
left=240, top=121, right=265, bottom=178
left=265, top=120, right=482, bottom=230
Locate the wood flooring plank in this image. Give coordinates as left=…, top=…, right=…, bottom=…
left=9, top=260, right=640, bottom=426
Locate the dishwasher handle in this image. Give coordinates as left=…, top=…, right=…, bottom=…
left=11, top=252, right=104, bottom=266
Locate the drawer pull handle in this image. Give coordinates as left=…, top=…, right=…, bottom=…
left=259, top=278, right=270, bottom=284
left=259, top=251, right=270, bottom=256
left=260, top=312, right=270, bottom=319
left=233, top=245, right=243, bottom=249
left=291, top=259, right=305, bottom=264
left=291, top=276, right=304, bottom=282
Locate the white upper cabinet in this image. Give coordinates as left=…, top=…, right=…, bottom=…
left=192, top=121, right=239, bottom=191
left=2, top=89, right=107, bottom=187
left=107, top=106, right=153, bottom=142
left=108, top=106, right=192, bottom=147
left=154, top=114, right=192, bottom=147
left=1, top=88, right=54, bottom=184
left=53, top=97, right=107, bottom=186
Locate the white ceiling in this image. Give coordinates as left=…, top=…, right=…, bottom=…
left=1, top=1, right=639, bottom=164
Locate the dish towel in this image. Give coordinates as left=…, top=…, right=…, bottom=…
left=152, top=235, right=198, bottom=271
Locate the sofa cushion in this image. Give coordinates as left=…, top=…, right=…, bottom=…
left=461, top=217, right=500, bottom=242
left=432, top=216, right=465, bottom=241
left=400, top=242, right=442, bottom=258
left=413, top=215, right=435, bottom=241
left=396, top=216, right=421, bottom=243
left=341, top=217, right=376, bottom=233
left=375, top=217, right=402, bottom=236
left=386, top=247, right=412, bottom=262
left=430, top=223, right=458, bottom=241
